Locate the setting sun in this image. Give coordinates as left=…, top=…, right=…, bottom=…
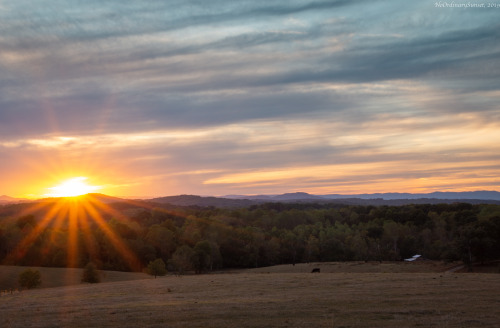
left=46, top=177, right=101, bottom=197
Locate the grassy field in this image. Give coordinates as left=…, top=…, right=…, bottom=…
left=242, top=260, right=458, bottom=274
left=0, top=261, right=452, bottom=291
left=0, top=265, right=152, bottom=290
left=1, top=263, right=499, bottom=327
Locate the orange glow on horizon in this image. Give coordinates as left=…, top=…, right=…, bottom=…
left=5, top=194, right=141, bottom=271
left=44, top=177, right=101, bottom=197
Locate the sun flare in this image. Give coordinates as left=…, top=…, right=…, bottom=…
left=46, top=177, right=101, bottom=197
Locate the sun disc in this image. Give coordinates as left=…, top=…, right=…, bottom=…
left=47, top=177, right=101, bottom=197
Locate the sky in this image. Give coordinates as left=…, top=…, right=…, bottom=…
left=1, top=0, right=499, bottom=198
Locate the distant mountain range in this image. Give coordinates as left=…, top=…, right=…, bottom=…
left=0, top=195, right=30, bottom=204
left=223, top=192, right=324, bottom=201
left=149, top=195, right=256, bottom=208
left=2, top=191, right=500, bottom=207
left=150, top=191, right=500, bottom=207
left=0, top=193, right=124, bottom=205
left=323, top=191, right=500, bottom=201
left=224, top=191, right=500, bottom=201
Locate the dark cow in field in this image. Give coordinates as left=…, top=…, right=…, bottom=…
left=311, top=268, right=320, bottom=273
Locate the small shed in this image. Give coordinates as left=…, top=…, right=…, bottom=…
left=404, top=254, right=422, bottom=262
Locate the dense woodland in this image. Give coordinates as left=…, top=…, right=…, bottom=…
left=0, top=198, right=499, bottom=273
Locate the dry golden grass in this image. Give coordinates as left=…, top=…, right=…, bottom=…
left=0, top=265, right=152, bottom=290
left=242, top=260, right=457, bottom=274
left=1, top=263, right=499, bottom=327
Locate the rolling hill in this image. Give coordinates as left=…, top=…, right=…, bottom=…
left=2, top=190, right=500, bottom=208
left=0, top=195, right=30, bottom=204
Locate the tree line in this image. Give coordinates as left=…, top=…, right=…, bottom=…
left=0, top=200, right=499, bottom=273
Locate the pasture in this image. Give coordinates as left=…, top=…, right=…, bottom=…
left=0, top=265, right=152, bottom=290
left=1, top=263, right=499, bottom=327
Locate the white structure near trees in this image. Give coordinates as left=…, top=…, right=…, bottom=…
left=404, top=254, right=422, bottom=262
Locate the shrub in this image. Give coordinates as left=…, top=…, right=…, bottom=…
left=81, top=262, right=101, bottom=283
left=18, top=269, right=41, bottom=289
left=147, top=258, right=167, bottom=278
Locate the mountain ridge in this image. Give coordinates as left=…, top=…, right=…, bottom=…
left=224, top=190, right=500, bottom=201
left=2, top=191, right=500, bottom=207
left=321, top=190, right=500, bottom=201
left=148, top=191, right=500, bottom=207
left=0, top=195, right=30, bottom=204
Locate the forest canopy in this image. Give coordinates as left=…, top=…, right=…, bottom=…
left=1, top=199, right=499, bottom=272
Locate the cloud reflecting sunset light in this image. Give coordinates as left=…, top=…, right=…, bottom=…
left=0, top=1, right=499, bottom=198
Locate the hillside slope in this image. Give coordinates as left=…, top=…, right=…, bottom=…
left=0, top=265, right=151, bottom=290
left=1, top=271, right=499, bottom=327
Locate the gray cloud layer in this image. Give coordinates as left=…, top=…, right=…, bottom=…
left=1, top=0, right=499, bottom=196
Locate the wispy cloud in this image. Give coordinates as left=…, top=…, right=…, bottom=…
left=1, top=0, right=499, bottom=197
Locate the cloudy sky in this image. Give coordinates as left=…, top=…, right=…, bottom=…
left=1, top=0, right=499, bottom=198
